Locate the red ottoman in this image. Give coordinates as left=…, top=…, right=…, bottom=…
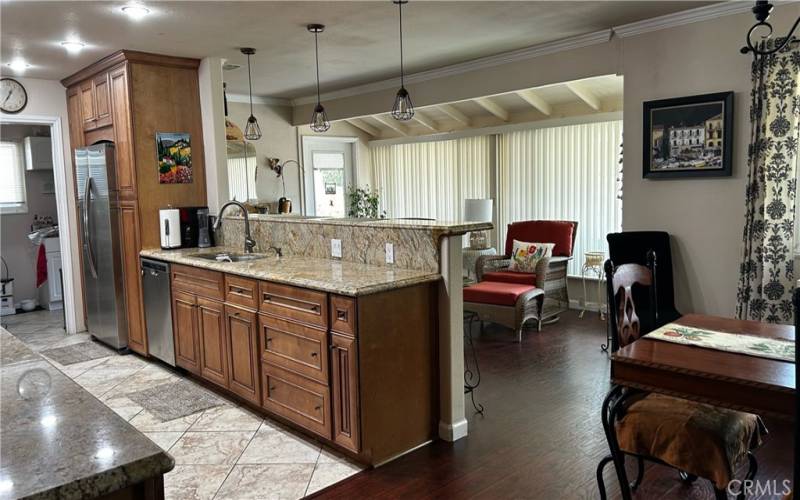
left=463, top=281, right=545, bottom=342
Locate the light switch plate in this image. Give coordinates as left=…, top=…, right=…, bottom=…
left=385, top=243, right=394, bottom=264
left=331, top=239, right=342, bottom=258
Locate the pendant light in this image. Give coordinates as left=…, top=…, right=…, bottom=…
left=241, top=47, right=262, bottom=140
left=307, top=24, right=330, bottom=133
left=391, top=0, right=414, bottom=121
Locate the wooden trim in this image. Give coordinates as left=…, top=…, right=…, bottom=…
left=61, top=50, right=200, bottom=87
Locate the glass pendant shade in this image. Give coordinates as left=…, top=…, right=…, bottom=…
left=244, top=115, right=262, bottom=140
left=310, top=103, right=330, bottom=133
left=392, top=87, right=414, bottom=121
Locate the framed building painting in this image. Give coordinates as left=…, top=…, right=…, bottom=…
left=643, top=91, right=733, bottom=179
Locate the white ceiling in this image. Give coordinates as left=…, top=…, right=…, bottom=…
left=1, top=1, right=711, bottom=99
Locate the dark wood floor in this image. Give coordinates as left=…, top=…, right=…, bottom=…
left=315, top=310, right=793, bottom=499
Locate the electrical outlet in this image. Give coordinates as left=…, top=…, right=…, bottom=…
left=385, top=243, right=394, bottom=264
left=331, top=239, right=342, bottom=258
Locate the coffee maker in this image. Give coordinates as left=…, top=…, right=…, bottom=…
left=178, top=206, right=208, bottom=248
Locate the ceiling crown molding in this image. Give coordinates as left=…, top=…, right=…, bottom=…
left=612, top=1, right=755, bottom=38
left=291, top=29, right=612, bottom=106
left=227, top=93, right=291, bottom=107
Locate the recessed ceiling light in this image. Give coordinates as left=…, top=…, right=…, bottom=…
left=60, top=41, right=86, bottom=54
left=121, top=3, right=150, bottom=20
left=6, top=58, right=30, bottom=72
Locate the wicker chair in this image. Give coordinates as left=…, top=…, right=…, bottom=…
left=475, top=220, right=577, bottom=324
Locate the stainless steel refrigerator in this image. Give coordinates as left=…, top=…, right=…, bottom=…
left=76, top=144, right=129, bottom=350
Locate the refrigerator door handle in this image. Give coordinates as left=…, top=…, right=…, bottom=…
left=83, top=176, right=98, bottom=279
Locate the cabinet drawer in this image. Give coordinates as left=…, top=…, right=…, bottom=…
left=262, top=364, right=331, bottom=439
left=259, top=282, right=327, bottom=329
left=330, top=295, right=357, bottom=336
left=225, top=274, right=259, bottom=310
left=171, top=264, right=224, bottom=300
left=260, top=315, right=328, bottom=385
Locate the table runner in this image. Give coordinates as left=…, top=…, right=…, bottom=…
left=646, top=323, right=794, bottom=362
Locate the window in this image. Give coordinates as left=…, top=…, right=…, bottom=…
left=311, top=152, right=346, bottom=217
left=0, top=141, right=27, bottom=214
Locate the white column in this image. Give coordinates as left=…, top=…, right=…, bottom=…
left=438, top=235, right=468, bottom=441
left=198, top=57, right=228, bottom=213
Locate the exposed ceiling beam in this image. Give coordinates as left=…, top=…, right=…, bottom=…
left=437, top=103, right=471, bottom=127
left=372, top=115, right=409, bottom=136
left=475, top=97, right=509, bottom=122
left=411, top=110, right=440, bottom=132
left=516, top=89, right=552, bottom=116
left=345, top=118, right=380, bottom=137
left=565, top=82, right=601, bottom=111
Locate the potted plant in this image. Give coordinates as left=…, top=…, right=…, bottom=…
left=347, top=186, right=386, bottom=219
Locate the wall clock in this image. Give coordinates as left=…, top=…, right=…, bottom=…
left=0, top=78, right=28, bottom=114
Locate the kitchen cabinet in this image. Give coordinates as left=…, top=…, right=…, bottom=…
left=198, top=298, right=227, bottom=388
left=167, top=263, right=436, bottom=465
left=225, top=304, right=260, bottom=405
left=23, top=137, right=53, bottom=171
left=172, top=290, right=200, bottom=374
left=62, top=50, right=207, bottom=358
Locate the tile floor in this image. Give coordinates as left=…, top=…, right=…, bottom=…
left=1, top=310, right=363, bottom=499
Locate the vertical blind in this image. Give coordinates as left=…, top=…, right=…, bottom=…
left=371, top=136, right=491, bottom=221
left=497, top=120, right=623, bottom=276
left=0, top=141, right=27, bottom=213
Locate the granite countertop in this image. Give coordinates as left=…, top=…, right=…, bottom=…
left=140, top=247, right=442, bottom=296
left=223, top=213, right=493, bottom=235
left=0, top=331, right=174, bottom=500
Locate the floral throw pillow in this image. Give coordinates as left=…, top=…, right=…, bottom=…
left=509, top=240, right=554, bottom=273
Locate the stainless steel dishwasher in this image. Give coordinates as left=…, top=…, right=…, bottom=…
left=141, top=258, right=176, bottom=366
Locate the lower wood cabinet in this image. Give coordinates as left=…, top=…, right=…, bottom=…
left=331, top=333, right=360, bottom=452
left=225, top=305, right=261, bottom=405
left=262, top=363, right=331, bottom=438
left=172, top=290, right=200, bottom=374
left=198, top=298, right=227, bottom=388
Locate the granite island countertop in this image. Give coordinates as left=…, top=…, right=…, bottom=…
left=0, top=330, right=174, bottom=500
left=140, top=247, right=442, bottom=296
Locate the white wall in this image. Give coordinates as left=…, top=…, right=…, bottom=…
left=0, top=125, right=57, bottom=305
left=289, top=5, right=799, bottom=317
left=0, top=76, right=85, bottom=331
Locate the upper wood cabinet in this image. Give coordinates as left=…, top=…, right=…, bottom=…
left=76, top=73, right=112, bottom=131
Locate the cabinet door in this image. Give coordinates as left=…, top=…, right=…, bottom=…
left=198, top=298, right=228, bottom=388
left=109, top=65, right=136, bottom=198
left=119, top=203, right=147, bottom=355
left=173, top=290, right=200, bottom=373
left=225, top=304, right=261, bottom=405
left=66, top=87, right=85, bottom=151
left=331, top=333, right=360, bottom=452
left=79, top=80, right=96, bottom=130
left=93, top=73, right=112, bottom=128
left=47, top=253, right=63, bottom=302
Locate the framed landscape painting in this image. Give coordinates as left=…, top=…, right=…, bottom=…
left=643, top=91, right=733, bottom=179
left=156, top=132, right=193, bottom=184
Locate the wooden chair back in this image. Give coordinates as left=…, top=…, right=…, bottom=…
left=605, top=253, right=657, bottom=352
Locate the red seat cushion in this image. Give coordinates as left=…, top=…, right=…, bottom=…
left=463, top=281, right=536, bottom=307
left=482, top=271, right=537, bottom=286
left=505, top=220, right=575, bottom=257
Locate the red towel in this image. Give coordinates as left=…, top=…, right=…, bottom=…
left=36, top=244, right=47, bottom=288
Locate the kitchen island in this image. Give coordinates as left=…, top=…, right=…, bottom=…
left=0, top=330, right=173, bottom=499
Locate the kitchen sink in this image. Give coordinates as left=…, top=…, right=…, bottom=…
left=189, top=252, right=267, bottom=263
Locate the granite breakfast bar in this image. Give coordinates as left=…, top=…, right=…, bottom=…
left=0, top=331, right=173, bottom=500
left=140, top=214, right=492, bottom=464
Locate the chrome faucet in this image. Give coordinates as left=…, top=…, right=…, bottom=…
left=213, top=201, right=256, bottom=254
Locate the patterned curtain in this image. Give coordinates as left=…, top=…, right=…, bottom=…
left=736, top=40, right=800, bottom=323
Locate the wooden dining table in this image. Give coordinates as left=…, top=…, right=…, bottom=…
left=603, top=313, right=795, bottom=499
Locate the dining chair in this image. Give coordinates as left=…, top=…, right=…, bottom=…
left=597, top=258, right=767, bottom=500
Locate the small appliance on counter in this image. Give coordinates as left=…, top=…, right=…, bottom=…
left=159, top=207, right=181, bottom=249
left=197, top=208, right=211, bottom=248
left=178, top=206, right=207, bottom=248
left=278, top=197, right=292, bottom=214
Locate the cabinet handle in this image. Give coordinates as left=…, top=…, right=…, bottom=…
left=336, top=309, right=348, bottom=322
left=230, top=286, right=247, bottom=294
left=233, top=311, right=240, bottom=317
left=262, top=294, right=272, bottom=302
left=266, top=337, right=272, bottom=344
left=314, top=405, right=321, bottom=411
left=269, top=386, right=276, bottom=391
left=310, top=305, right=320, bottom=313
left=310, top=352, right=318, bottom=357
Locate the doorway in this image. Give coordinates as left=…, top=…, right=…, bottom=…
left=0, top=115, right=80, bottom=334
left=301, top=136, right=357, bottom=217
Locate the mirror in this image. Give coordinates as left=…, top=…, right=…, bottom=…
left=226, top=140, right=257, bottom=204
